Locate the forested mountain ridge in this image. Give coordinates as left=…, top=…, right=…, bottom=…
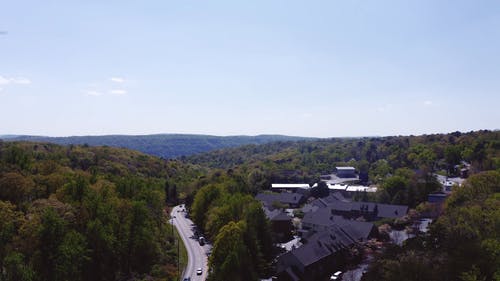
left=1, top=134, right=314, bottom=159
left=0, top=141, right=206, bottom=281
left=187, top=130, right=500, bottom=180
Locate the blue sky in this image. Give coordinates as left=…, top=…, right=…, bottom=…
left=1, top=0, right=499, bottom=137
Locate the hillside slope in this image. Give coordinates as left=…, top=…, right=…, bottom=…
left=3, top=134, right=314, bottom=159
left=0, top=141, right=205, bottom=281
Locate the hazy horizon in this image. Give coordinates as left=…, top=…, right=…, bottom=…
left=2, top=1, right=500, bottom=137
left=2, top=129, right=498, bottom=140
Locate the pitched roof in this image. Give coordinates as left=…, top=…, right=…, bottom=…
left=289, top=225, right=357, bottom=267
left=255, top=192, right=304, bottom=206
left=302, top=210, right=376, bottom=241
left=272, top=212, right=292, bottom=221
left=375, top=203, right=408, bottom=218
left=328, top=201, right=408, bottom=219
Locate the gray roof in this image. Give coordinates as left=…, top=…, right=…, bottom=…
left=311, top=192, right=349, bottom=208
left=302, top=210, right=376, bottom=241
left=312, top=200, right=408, bottom=219
left=262, top=207, right=291, bottom=221
left=288, top=225, right=357, bottom=268
left=255, top=192, right=304, bottom=207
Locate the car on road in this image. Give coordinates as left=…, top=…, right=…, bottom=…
left=330, top=271, right=342, bottom=280
left=196, top=268, right=202, bottom=275
left=183, top=278, right=190, bottom=281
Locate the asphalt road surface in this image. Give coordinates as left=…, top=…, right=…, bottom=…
left=171, top=205, right=210, bottom=281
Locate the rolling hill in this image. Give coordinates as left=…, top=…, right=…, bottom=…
left=1, top=134, right=314, bottom=159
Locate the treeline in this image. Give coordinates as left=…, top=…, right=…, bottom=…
left=189, top=171, right=274, bottom=281
left=361, top=170, right=500, bottom=281
left=0, top=141, right=203, bottom=281
left=4, top=134, right=313, bottom=159
left=188, top=130, right=500, bottom=207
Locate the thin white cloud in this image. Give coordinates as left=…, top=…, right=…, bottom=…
left=0, top=75, right=32, bottom=85
left=11, top=77, right=31, bottom=84
left=110, top=77, right=125, bottom=83
left=109, top=89, right=127, bottom=95
left=85, top=90, right=103, bottom=96
left=0, top=76, right=9, bottom=85
left=423, top=100, right=433, bottom=106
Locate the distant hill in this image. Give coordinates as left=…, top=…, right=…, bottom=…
left=1, top=134, right=315, bottom=158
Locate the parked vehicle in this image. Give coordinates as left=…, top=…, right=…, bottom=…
left=199, top=236, right=205, bottom=246
left=330, top=271, right=342, bottom=280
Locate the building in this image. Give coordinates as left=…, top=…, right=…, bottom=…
left=301, top=211, right=379, bottom=241
left=271, top=183, right=313, bottom=196
left=303, top=193, right=408, bottom=221
left=256, top=192, right=306, bottom=209
left=263, top=208, right=294, bottom=242
left=336, top=167, right=356, bottom=178
left=276, top=226, right=357, bottom=281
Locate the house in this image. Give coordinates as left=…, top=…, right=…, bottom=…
left=336, top=167, right=356, bottom=178
left=303, top=194, right=408, bottom=221
left=330, top=202, right=407, bottom=221
left=276, top=226, right=357, bottom=281
left=263, top=208, right=294, bottom=242
left=301, top=211, right=378, bottom=241
left=256, top=192, right=306, bottom=208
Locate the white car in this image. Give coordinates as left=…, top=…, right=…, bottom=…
left=196, top=268, right=202, bottom=275
left=330, top=271, right=342, bottom=280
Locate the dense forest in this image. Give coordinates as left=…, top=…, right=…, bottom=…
left=362, top=170, right=500, bottom=281
left=0, top=141, right=205, bottom=281
left=1, top=134, right=313, bottom=159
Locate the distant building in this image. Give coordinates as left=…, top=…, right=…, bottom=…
left=302, top=194, right=407, bottom=221
left=256, top=192, right=306, bottom=209
left=271, top=183, right=313, bottom=196
left=336, top=167, right=356, bottom=178
left=326, top=183, right=377, bottom=194
left=301, top=212, right=378, bottom=241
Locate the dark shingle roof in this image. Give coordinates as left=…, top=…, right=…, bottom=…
left=302, top=209, right=376, bottom=241
left=327, top=201, right=408, bottom=219
left=255, top=192, right=304, bottom=206
left=289, top=225, right=356, bottom=267
left=375, top=203, right=408, bottom=219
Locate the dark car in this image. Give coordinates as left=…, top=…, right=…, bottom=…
left=183, top=278, right=191, bottom=281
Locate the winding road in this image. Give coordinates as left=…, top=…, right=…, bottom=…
left=170, top=205, right=210, bottom=281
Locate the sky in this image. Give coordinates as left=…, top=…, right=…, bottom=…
left=1, top=0, right=499, bottom=138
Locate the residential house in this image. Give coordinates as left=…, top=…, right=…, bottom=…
left=263, top=207, right=294, bottom=242
left=256, top=192, right=306, bottom=209
left=276, top=226, right=357, bottom=281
